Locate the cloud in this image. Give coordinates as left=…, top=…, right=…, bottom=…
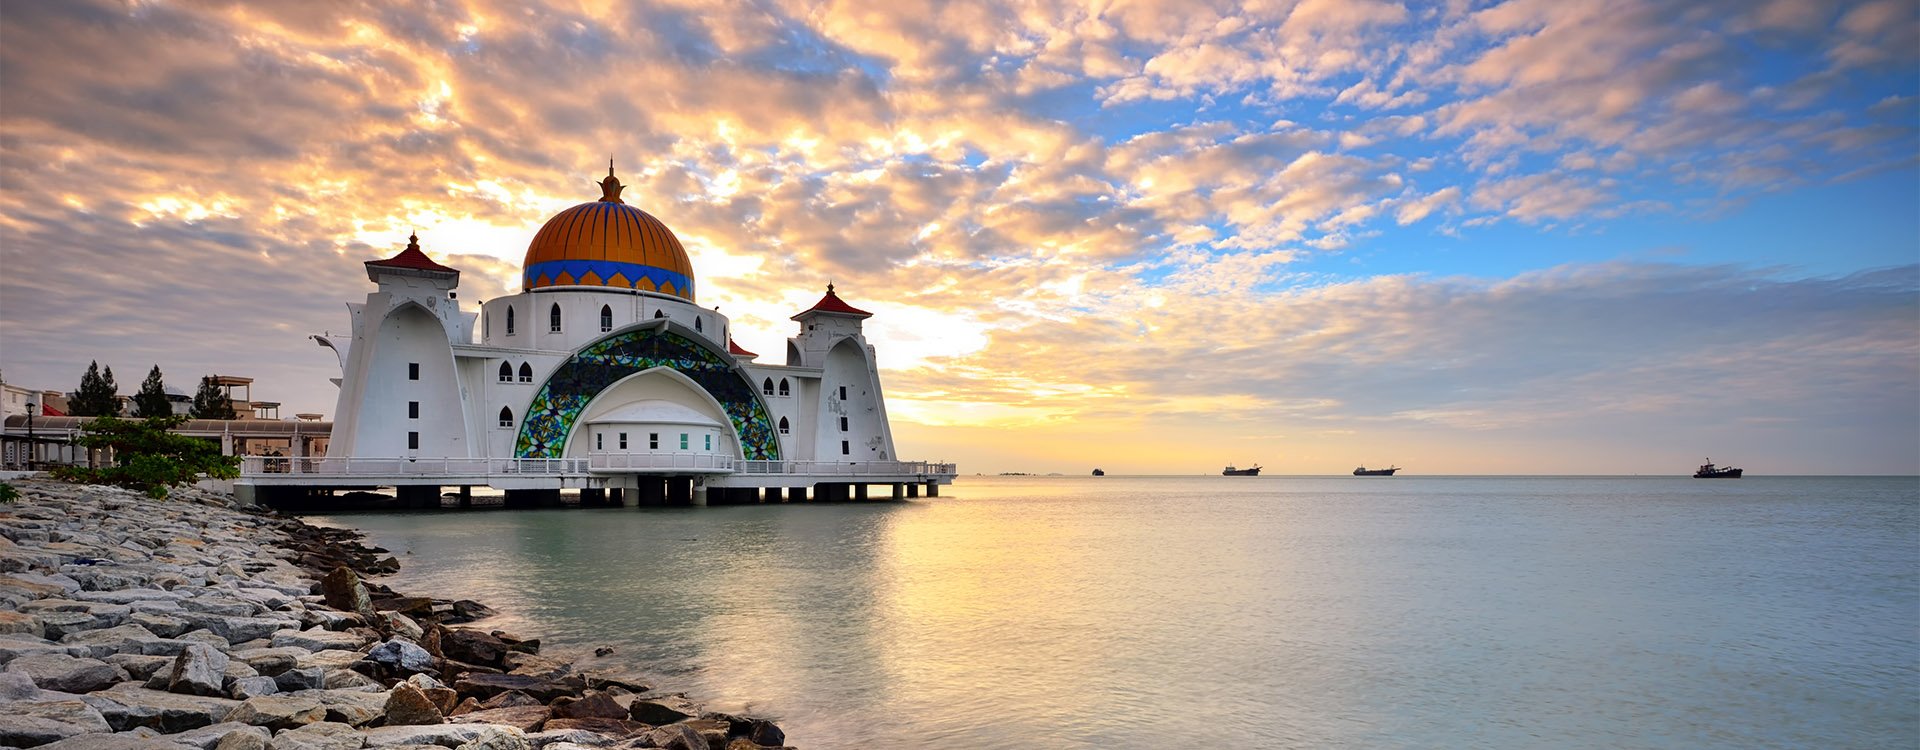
left=0, top=0, right=1913, bottom=473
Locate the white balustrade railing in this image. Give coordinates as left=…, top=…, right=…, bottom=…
left=241, top=456, right=589, bottom=477
left=242, top=455, right=958, bottom=479
left=735, top=460, right=958, bottom=477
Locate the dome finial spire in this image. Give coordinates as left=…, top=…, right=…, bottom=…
left=407, top=231, right=419, bottom=252
left=597, top=161, right=625, bottom=204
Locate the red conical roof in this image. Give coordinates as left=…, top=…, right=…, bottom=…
left=727, top=339, right=757, bottom=358
left=366, top=234, right=457, bottom=274
left=792, top=283, right=872, bottom=320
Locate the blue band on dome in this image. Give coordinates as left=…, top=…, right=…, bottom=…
left=524, top=260, right=694, bottom=297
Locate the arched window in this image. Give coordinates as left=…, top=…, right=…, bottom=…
left=778, top=379, right=790, bottom=397
left=549, top=303, right=562, bottom=333
left=762, top=378, right=774, bottom=396
left=506, top=307, right=516, bottom=335
left=778, top=417, right=789, bottom=434
left=518, top=362, right=533, bottom=383
left=600, top=305, right=613, bottom=332
left=483, top=314, right=490, bottom=338
left=695, top=317, right=703, bottom=332
left=498, top=362, right=512, bottom=383
left=498, top=406, right=513, bottom=428
left=654, top=310, right=665, bottom=319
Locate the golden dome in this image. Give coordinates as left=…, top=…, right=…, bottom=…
left=522, top=168, right=695, bottom=300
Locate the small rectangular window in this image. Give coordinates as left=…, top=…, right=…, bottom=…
left=839, top=386, right=847, bottom=400
left=408, top=363, right=420, bottom=380
left=408, top=432, right=420, bottom=450
left=841, top=440, right=849, bottom=455
left=649, top=433, right=659, bottom=449
left=704, top=434, right=712, bottom=451
left=839, top=416, right=848, bottom=431
left=619, top=433, right=628, bottom=450
left=596, top=433, right=603, bottom=450
left=408, top=401, right=419, bottom=419
left=679, top=433, right=688, bottom=450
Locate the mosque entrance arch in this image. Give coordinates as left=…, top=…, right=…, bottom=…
left=513, top=324, right=780, bottom=459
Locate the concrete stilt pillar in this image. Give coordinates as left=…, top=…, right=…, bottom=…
left=691, top=482, right=708, bottom=507
left=610, top=487, right=629, bottom=507
left=892, top=483, right=905, bottom=500
left=926, top=482, right=939, bottom=497
left=907, top=483, right=920, bottom=498
left=855, top=484, right=869, bottom=501
left=458, top=486, right=472, bottom=508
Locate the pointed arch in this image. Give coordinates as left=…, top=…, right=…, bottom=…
left=498, top=406, right=514, bottom=428
left=518, top=362, right=533, bottom=383
left=600, top=305, right=613, bottom=332
left=762, top=377, right=774, bottom=395
left=498, top=361, right=512, bottom=383
left=513, top=327, right=780, bottom=459
left=549, top=303, right=563, bottom=333
left=654, top=310, right=665, bottom=319
left=778, top=416, right=789, bottom=434
left=695, top=317, right=703, bottom=332
left=778, top=378, right=790, bottom=397
left=506, top=306, right=516, bottom=335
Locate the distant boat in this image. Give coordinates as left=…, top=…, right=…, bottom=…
left=1222, top=465, right=1261, bottom=476
left=1693, top=459, right=1743, bottom=479
left=1353, top=466, right=1398, bottom=476
left=1091, top=468, right=1105, bottom=476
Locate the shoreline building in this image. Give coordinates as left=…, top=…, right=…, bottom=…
left=244, top=168, right=954, bottom=505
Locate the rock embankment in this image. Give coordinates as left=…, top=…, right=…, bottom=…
left=0, top=479, right=792, bottom=750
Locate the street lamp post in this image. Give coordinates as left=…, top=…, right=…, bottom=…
left=24, top=399, right=37, bottom=471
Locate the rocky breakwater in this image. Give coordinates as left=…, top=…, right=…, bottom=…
left=0, top=479, right=792, bottom=750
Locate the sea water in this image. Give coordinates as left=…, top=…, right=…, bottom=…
left=313, top=475, right=1919, bottom=749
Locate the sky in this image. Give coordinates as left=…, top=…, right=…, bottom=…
left=1, top=0, right=1915, bottom=475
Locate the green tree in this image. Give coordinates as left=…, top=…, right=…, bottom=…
left=49, top=415, right=239, bottom=498
left=189, top=376, right=236, bottom=420
left=70, top=361, right=119, bottom=416
left=133, top=365, right=173, bottom=418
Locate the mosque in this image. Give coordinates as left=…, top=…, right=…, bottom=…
left=249, top=167, right=955, bottom=506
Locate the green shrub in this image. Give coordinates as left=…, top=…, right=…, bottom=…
left=51, top=415, right=239, bottom=499
left=0, top=483, right=16, bottom=504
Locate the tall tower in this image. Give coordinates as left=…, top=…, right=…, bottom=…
left=327, top=235, right=471, bottom=458
left=789, top=285, right=897, bottom=461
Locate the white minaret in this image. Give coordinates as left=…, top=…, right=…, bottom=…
left=789, top=285, right=898, bottom=461
left=327, top=235, right=474, bottom=458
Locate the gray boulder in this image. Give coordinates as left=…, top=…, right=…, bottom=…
left=89, top=683, right=243, bottom=732
left=225, top=695, right=327, bottom=731
left=270, top=629, right=368, bottom=654
left=365, top=640, right=435, bottom=675
left=360, top=723, right=494, bottom=747
left=268, top=720, right=366, bottom=750
left=0, top=699, right=114, bottom=747
left=162, top=721, right=272, bottom=750
left=229, top=675, right=280, bottom=700
left=35, top=733, right=195, bottom=749
left=168, top=643, right=231, bottom=697
left=273, top=668, right=326, bottom=693
left=5, top=651, right=130, bottom=693
left=232, top=647, right=308, bottom=677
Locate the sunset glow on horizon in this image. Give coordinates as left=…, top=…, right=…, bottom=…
left=2, top=0, right=1915, bottom=475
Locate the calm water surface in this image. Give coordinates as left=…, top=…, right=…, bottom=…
left=312, top=476, right=1919, bottom=749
